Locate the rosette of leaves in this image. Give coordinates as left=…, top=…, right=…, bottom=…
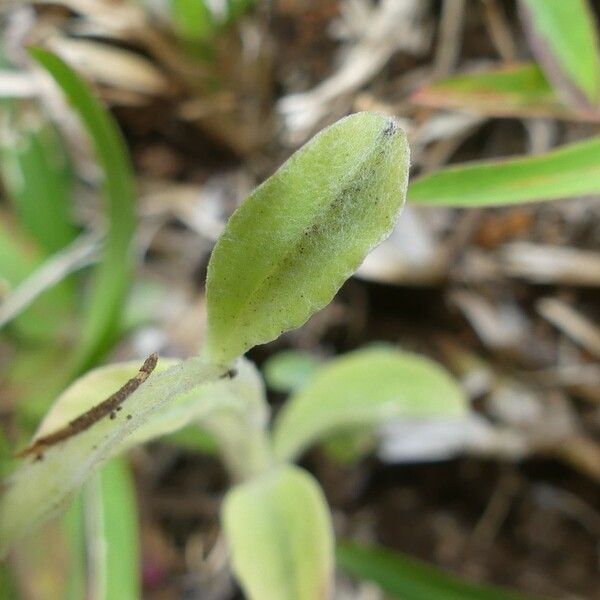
left=0, top=61, right=471, bottom=599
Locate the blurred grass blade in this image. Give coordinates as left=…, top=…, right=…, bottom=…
left=337, top=542, right=542, bottom=600
left=205, top=113, right=409, bottom=364
left=83, top=459, right=140, bottom=600
left=222, top=466, right=334, bottom=600
left=519, top=0, right=600, bottom=109
left=272, top=347, right=467, bottom=462
left=412, top=63, right=600, bottom=122
left=0, top=233, right=98, bottom=331
left=0, top=109, right=77, bottom=254
left=0, top=212, right=74, bottom=342
left=409, top=135, right=600, bottom=207
left=63, top=494, right=86, bottom=600
left=171, top=0, right=215, bottom=43
left=29, top=48, right=136, bottom=375
left=0, top=355, right=225, bottom=555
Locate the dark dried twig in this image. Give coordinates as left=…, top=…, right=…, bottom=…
left=15, top=353, right=158, bottom=459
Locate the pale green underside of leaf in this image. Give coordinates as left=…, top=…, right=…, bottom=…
left=337, top=542, right=542, bottom=600
left=409, top=135, right=600, bottom=207
left=0, top=356, right=232, bottom=555
left=222, top=465, right=334, bottom=600
left=411, top=63, right=600, bottom=121
left=272, top=348, right=467, bottom=462
left=205, top=112, right=409, bottom=364
left=519, top=0, right=600, bottom=108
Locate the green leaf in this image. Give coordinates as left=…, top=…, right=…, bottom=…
left=29, top=48, right=137, bottom=375
left=272, top=348, right=467, bottom=462
left=0, top=355, right=225, bottom=555
left=162, top=425, right=218, bottom=454
left=171, top=0, right=216, bottom=42
left=0, top=110, right=77, bottom=254
left=0, top=563, right=18, bottom=600
left=222, top=466, right=334, bottom=600
left=205, top=112, right=409, bottom=365
left=262, top=349, right=322, bottom=393
left=83, top=459, right=140, bottom=600
left=63, top=495, right=86, bottom=600
left=411, top=63, right=600, bottom=121
left=0, top=212, right=73, bottom=343
left=519, top=0, right=600, bottom=108
left=337, top=542, right=543, bottom=600
left=409, top=135, right=600, bottom=207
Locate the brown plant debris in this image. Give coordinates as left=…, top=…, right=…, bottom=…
left=15, top=353, right=158, bottom=460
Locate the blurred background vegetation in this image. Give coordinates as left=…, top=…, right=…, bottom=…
left=1, top=1, right=599, bottom=599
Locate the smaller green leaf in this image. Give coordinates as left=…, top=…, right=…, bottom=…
left=519, top=0, right=600, bottom=108
left=262, top=349, right=322, bottom=393
left=411, top=63, right=600, bottom=121
left=222, top=466, right=334, bottom=600
left=205, top=112, right=409, bottom=365
left=409, top=135, right=600, bottom=207
left=272, top=348, right=467, bottom=462
left=337, top=542, right=544, bottom=600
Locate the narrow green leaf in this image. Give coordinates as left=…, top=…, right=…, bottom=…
left=0, top=212, right=73, bottom=342
left=337, top=542, right=543, bottom=600
left=63, top=495, right=87, bottom=600
left=409, top=135, right=600, bottom=207
left=411, top=63, right=600, bottom=121
left=29, top=48, right=136, bottom=375
left=519, top=0, right=600, bottom=108
left=83, top=459, right=140, bottom=600
left=0, top=111, right=77, bottom=254
left=272, top=348, right=467, bottom=462
left=222, top=466, right=334, bottom=600
left=0, top=355, right=225, bottom=555
left=205, top=112, right=409, bottom=364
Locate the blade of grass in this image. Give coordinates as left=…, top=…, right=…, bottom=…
left=83, top=459, right=140, bottom=600
left=337, top=542, right=543, bottom=600
left=519, top=0, right=600, bottom=109
left=409, top=135, right=600, bottom=207
left=411, top=63, right=600, bottom=122
left=0, top=212, right=74, bottom=343
left=29, top=48, right=136, bottom=376
left=62, top=494, right=86, bottom=600
left=0, top=107, right=77, bottom=254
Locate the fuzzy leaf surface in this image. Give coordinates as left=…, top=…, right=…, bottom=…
left=222, top=465, right=334, bottom=600
left=205, top=112, right=409, bottom=364
left=272, top=348, right=467, bottom=462
left=0, top=356, right=227, bottom=554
